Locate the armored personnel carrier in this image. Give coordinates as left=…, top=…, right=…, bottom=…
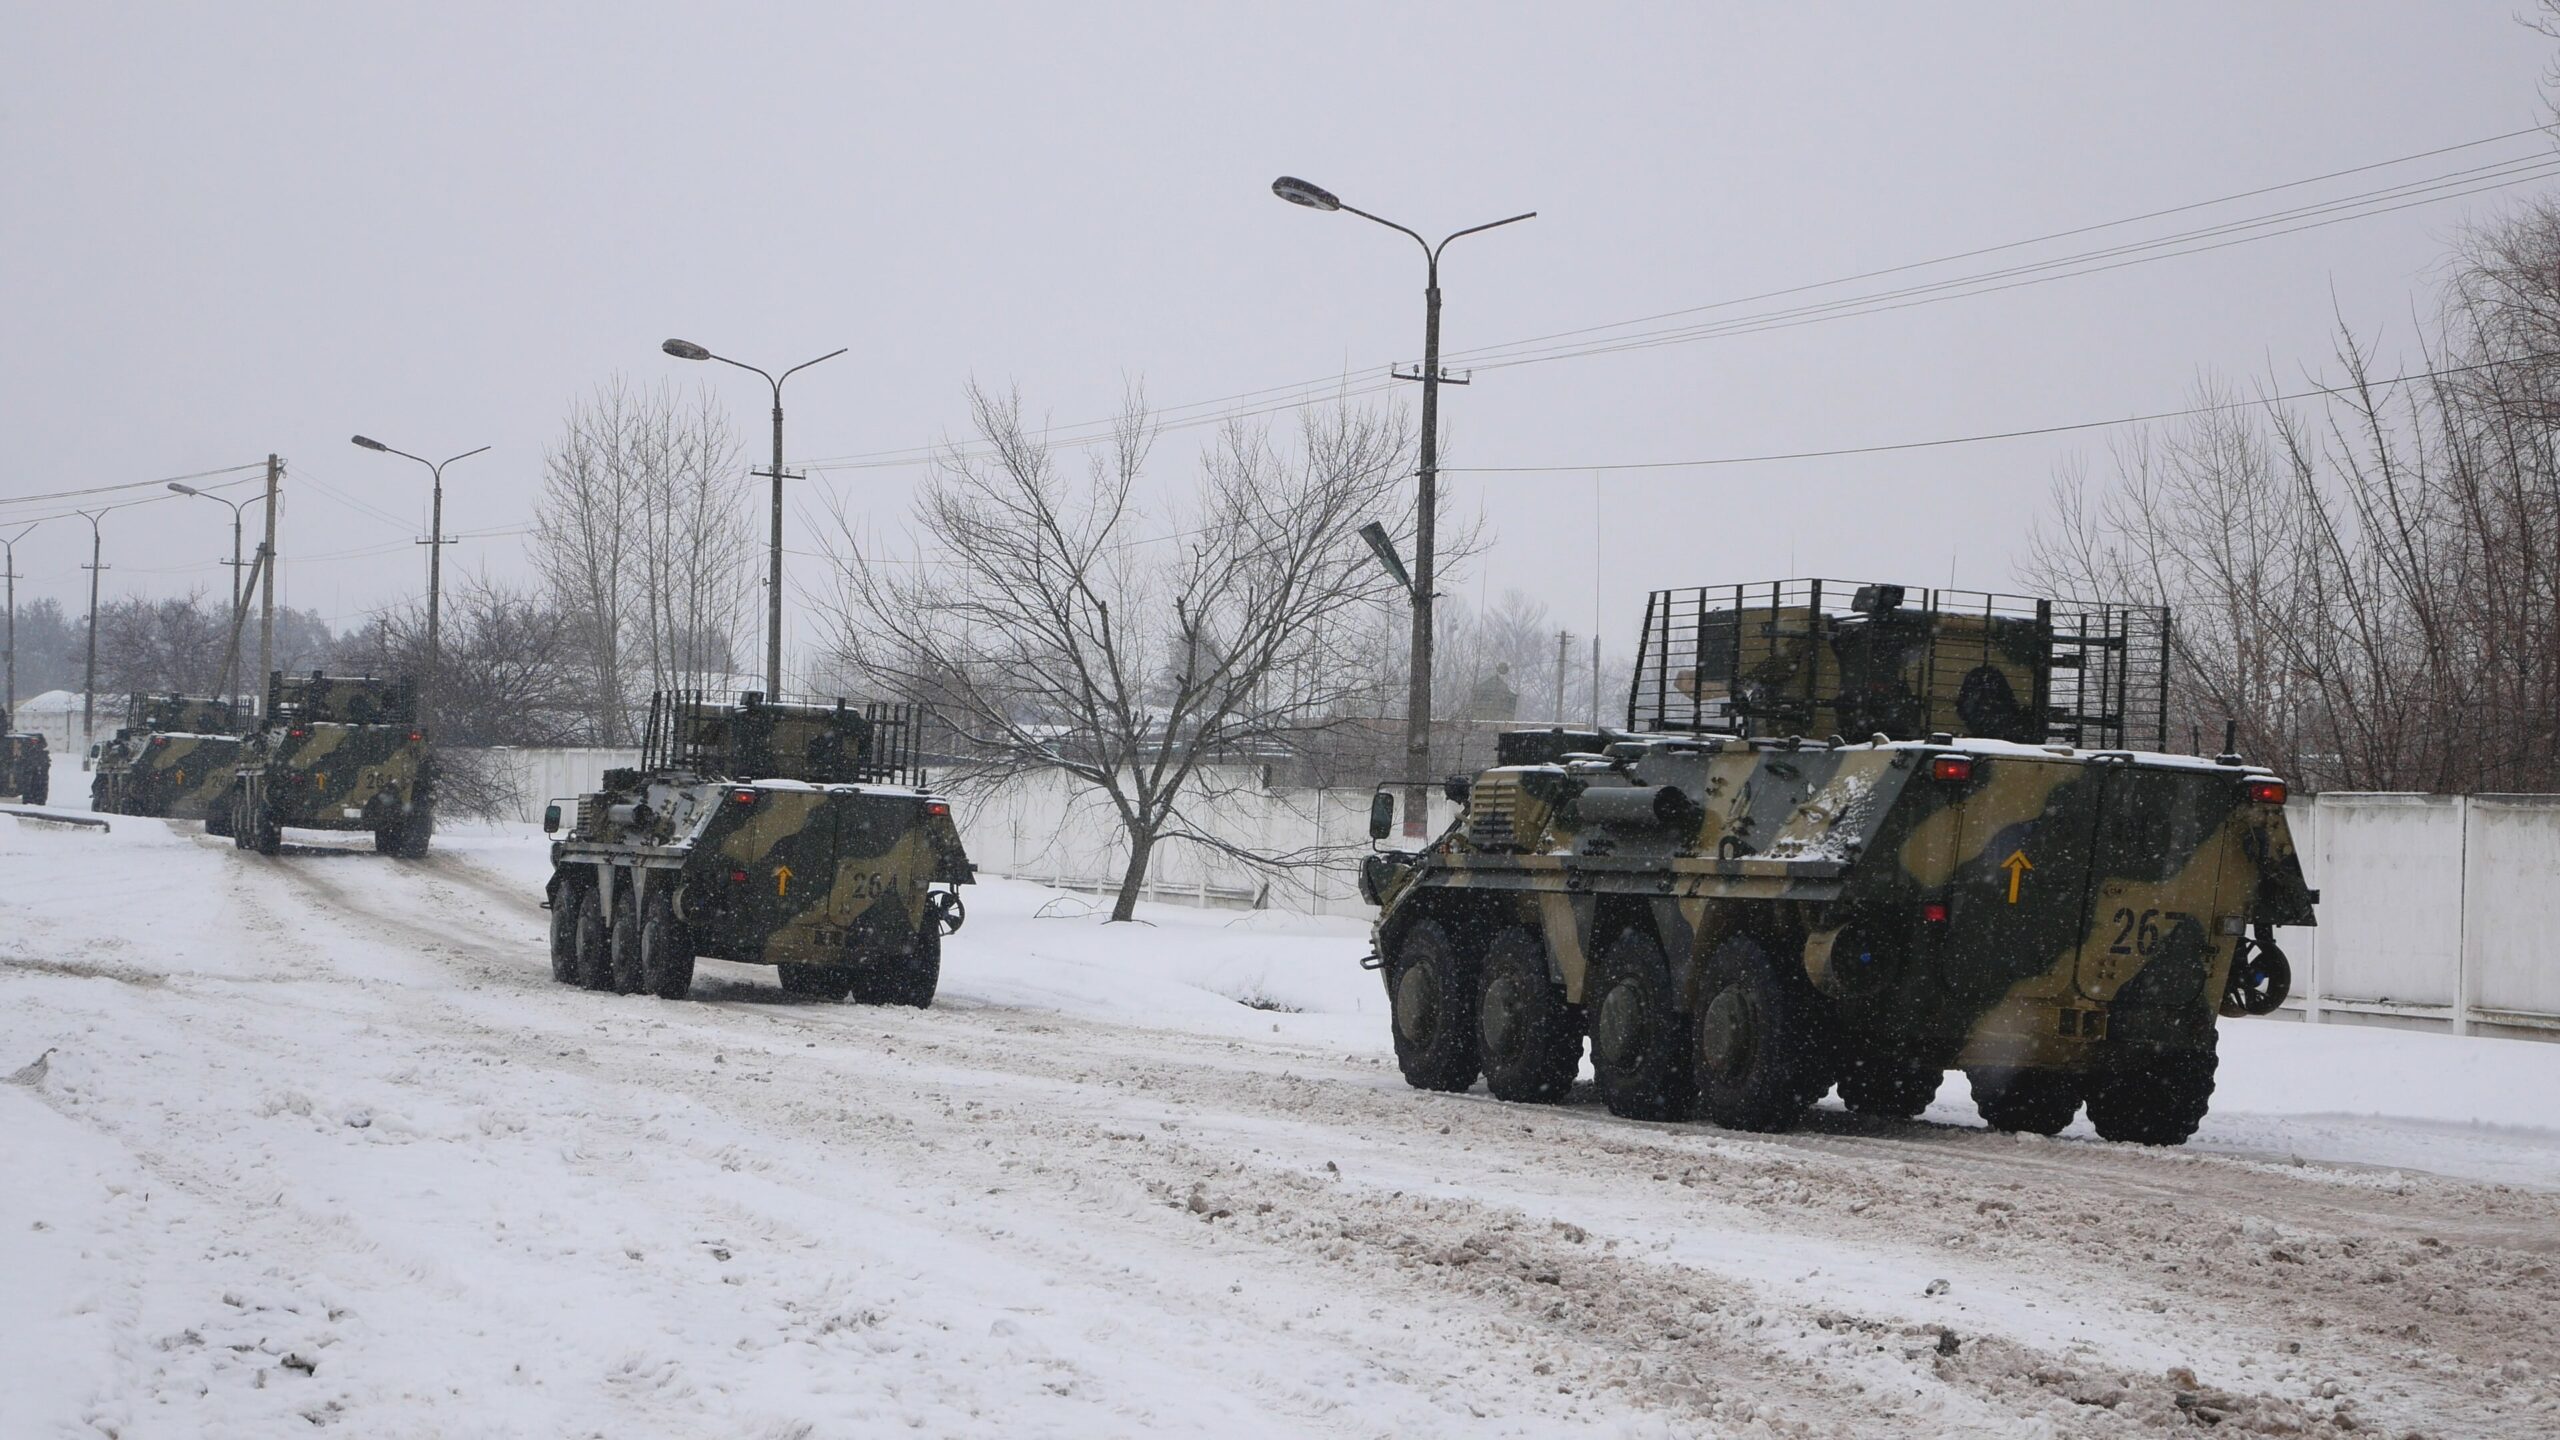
left=216, top=672, right=434, bottom=856
left=1362, top=580, right=2317, bottom=1145
left=543, top=691, right=973, bottom=1004
left=1, top=732, right=47, bottom=804
left=91, top=695, right=250, bottom=820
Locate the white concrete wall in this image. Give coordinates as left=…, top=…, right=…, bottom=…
left=2280, top=792, right=2560, bottom=1037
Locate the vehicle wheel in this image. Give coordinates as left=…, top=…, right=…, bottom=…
left=548, top=878, right=585, bottom=984
left=777, top=964, right=856, bottom=1001
left=205, top=791, right=235, bottom=838
left=250, top=798, right=282, bottom=855
left=607, top=882, right=644, bottom=994
left=2085, top=1041, right=2217, bottom=1146
left=1968, top=1067, right=2081, bottom=1135
left=573, top=885, right=615, bottom=991
left=1690, top=935, right=1827, bottom=1131
left=1837, top=1054, right=1943, bottom=1120
left=26, top=771, right=47, bottom=805
left=377, top=805, right=433, bottom=858
left=1476, top=927, right=1579, bottom=1103
left=1589, top=923, right=1694, bottom=1122
left=639, top=891, right=696, bottom=1001
left=91, top=776, right=111, bottom=813
left=1386, top=918, right=1481, bottom=1093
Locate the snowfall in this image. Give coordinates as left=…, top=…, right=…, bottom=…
left=5, top=752, right=2558, bottom=1438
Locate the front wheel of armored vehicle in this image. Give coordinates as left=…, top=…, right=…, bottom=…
left=1386, top=919, right=1481, bottom=1094
left=91, top=775, right=112, bottom=813
left=607, top=883, right=645, bottom=995
left=204, top=792, right=235, bottom=838
left=777, top=964, right=857, bottom=1002
left=638, top=893, right=695, bottom=1001
left=1476, top=928, right=1579, bottom=1103
left=1837, top=1055, right=1943, bottom=1121
left=1590, top=924, right=1694, bottom=1122
left=249, top=802, right=283, bottom=855
left=573, top=886, right=616, bottom=991
left=22, top=767, right=46, bottom=806
left=2084, top=1041, right=2217, bottom=1146
left=548, top=877, right=585, bottom=984
left=1690, top=936, right=1825, bottom=1131
left=1968, top=1068, right=2081, bottom=1136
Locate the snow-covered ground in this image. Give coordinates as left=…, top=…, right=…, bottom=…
left=5, top=758, right=2558, bottom=1437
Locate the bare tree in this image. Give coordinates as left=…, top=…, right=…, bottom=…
left=533, top=377, right=751, bottom=743
left=821, top=385, right=1415, bottom=920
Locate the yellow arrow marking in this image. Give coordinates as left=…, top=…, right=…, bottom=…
left=774, top=864, right=794, bottom=897
left=2000, top=849, right=2034, bottom=904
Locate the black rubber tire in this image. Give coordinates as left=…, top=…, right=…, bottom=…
left=573, top=885, right=615, bottom=991
left=1476, top=927, right=1579, bottom=1103
left=377, top=806, right=433, bottom=858
left=1386, top=919, right=1481, bottom=1093
left=778, top=964, right=857, bottom=1002
left=1690, top=935, right=1825, bottom=1131
left=91, top=776, right=112, bottom=813
left=251, top=800, right=282, bottom=855
left=22, top=766, right=46, bottom=805
left=637, top=891, right=695, bottom=1000
left=1837, top=1055, right=1943, bottom=1120
left=2085, top=1040, right=2217, bottom=1146
left=1968, top=1068, right=2082, bottom=1135
left=549, top=878, right=584, bottom=984
left=607, top=882, right=644, bottom=995
left=204, top=790, right=235, bottom=838
left=881, top=926, right=943, bottom=1008
left=1589, top=923, right=1695, bottom=1122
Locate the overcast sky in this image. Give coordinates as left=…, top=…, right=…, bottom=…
left=4, top=2, right=2552, bottom=673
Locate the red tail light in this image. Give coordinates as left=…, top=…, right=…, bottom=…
left=2245, top=779, right=2287, bottom=806
left=408, top=731, right=423, bottom=743
left=151, top=736, right=168, bottom=747
left=1922, top=902, right=1950, bottom=924
left=289, top=728, right=307, bottom=739
left=925, top=801, right=950, bottom=817
left=729, top=869, right=748, bottom=885
left=733, top=789, right=757, bottom=806
left=1930, top=755, right=1973, bottom=783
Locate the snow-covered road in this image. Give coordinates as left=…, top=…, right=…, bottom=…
left=6, top=792, right=2558, bottom=1437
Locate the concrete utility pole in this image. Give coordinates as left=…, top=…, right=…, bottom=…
left=661, top=337, right=847, bottom=697
left=76, top=509, right=108, bottom=755
left=1271, top=175, right=1533, bottom=834
left=258, top=454, right=278, bottom=712
left=2, top=523, right=32, bottom=730
left=351, top=436, right=487, bottom=723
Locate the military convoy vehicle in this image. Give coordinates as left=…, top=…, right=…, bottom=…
left=1, top=732, right=48, bottom=804
left=1361, top=579, right=2318, bottom=1146
left=543, top=691, right=973, bottom=1005
left=91, top=695, right=250, bottom=820
left=213, top=672, right=435, bottom=856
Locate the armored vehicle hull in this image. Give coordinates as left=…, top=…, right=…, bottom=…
left=92, top=696, right=249, bottom=820
left=1365, top=581, right=2318, bottom=1145
left=219, top=673, right=433, bottom=855
left=1, top=733, right=48, bottom=804
left=544, top=692, right=974, bottom=1004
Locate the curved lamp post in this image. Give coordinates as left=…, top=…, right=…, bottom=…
left=167, top=482, right=258, bottom=707
left=661, top=337, right=846, bottom=696
left=1271, top=175, right=1533, bottom=833
left=350, top=435, right=490, bottom=720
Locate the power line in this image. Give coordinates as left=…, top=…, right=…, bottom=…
left=795, top=126, right=2560, bottom=474
left=1443, top=350, right=2556, bottom=474
left=0, top=462, right=266, bottom=512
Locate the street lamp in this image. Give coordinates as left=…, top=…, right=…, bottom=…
left=1272, top=175, right=1534, bottom=834
left=2, top=522, right=33, bottom=733
left=74, top=508, right=110, bottom=756
left=662, top=337, right=848, bottom=696
left=167, top=482, right=257, bottom=708
left=350, top=435, right=490, bottom=721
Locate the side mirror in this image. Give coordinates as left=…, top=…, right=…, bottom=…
left=541, top=802, right=562, bottom=835
left=1367, top=790, right=1395, bottom=841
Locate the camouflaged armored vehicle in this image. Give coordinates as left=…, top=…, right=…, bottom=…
left=214, top=671, right=434, bottom=856
left=91, top=695, right=250, bottom=820
left=3, top=732, right=48, bottom=803
left=1362, top=580, right=2317, bottom=1146
left=1, top=732, right=48, bottom=804
left=543, top=691, right=973, bottom=1004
